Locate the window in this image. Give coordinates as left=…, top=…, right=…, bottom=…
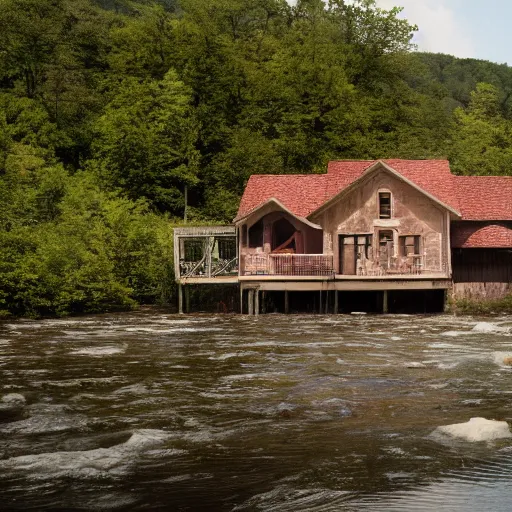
left=379, top=192, right=392, bottom=219
left=379, top=230, right=393, bottom=246
left=218, top=238, right=236, bottom=260
left=184, top=239, right=204, bottom=261
left=399, top=235, right=420, bottom=256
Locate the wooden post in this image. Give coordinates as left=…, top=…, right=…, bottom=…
left=325, top=290, right=329, bottom=314
left=319, top=290, right=323, bottom=314
left=284, top=291, right=289, bottom=314
left=261, top=291, right=266, bottom=314
left=248, top=289, right=254, bottom=316
left=383, top=290, right=388, bottom=314
left=178, top=283, right=183, bottom=314
left=240, top=287, right=244, bottom=314
left=334, top=290, right=338, bottom=314
left=255, top=290, right=260, bottom=316
left=185, top=285, right=191, bottom=314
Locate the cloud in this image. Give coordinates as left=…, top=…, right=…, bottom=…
left=375, top=0, right=475, bottom=58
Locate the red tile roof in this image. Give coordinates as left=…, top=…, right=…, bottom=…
left=451, top=222, right=512, bottom=248
left=235, top=160, right=512, bottom=226
left=236, top=174, right=330, bottom=220
left=453, top=176, right=512, bottom=221
left=326, top=159, right=460, bottom=212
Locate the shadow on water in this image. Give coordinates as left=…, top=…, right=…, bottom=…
left=0, top=312, right=511, bottom=510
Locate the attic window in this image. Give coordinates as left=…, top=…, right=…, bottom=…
left=379, top=192, right=392, bottom=219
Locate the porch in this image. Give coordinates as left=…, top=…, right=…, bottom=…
left=240, top=252, right=447, bottom=279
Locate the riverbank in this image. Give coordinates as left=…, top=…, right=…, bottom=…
left=449, top=294, right=512, bottom=315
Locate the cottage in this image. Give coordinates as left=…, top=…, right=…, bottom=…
left=174, top=160, right=512, bottom=313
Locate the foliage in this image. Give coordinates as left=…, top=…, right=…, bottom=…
left=449, top=294, right=512, bottom=315
left=0, top=0, right=511, bottom=315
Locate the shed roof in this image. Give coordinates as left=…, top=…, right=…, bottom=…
left=451, top=222, right=512, bottom=248
left=453, top=176, right=512, bottom=221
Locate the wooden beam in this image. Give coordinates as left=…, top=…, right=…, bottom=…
left=255, top=290, right=260, bottom=316
left=383, top=290, right=388, bottom=314
left=334, top=290, right=338, bottom=314
left=284, top=290, right=289, bottom=314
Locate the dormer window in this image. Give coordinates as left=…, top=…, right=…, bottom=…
left=379, top=192, right=391, bottom=219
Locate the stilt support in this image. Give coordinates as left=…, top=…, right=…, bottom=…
left=185, top=285, right=190, bottom=314
left=334, top=290, right=339, bottom=314
left=178, top=283, right=183, bottom=314
left=248, top=289, right=254, bottom=315
left=255, top=290, right=260, bottom=316
left=383, top=290, right=388, bottom=314
left=284, top=291, right=289, bottom=314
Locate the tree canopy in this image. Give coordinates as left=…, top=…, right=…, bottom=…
left=0, top=0, right=511, bottom=316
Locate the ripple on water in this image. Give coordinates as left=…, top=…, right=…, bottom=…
left=2, top=312, right=512, bottom=510
left=0, top=429, right=179, bottom=480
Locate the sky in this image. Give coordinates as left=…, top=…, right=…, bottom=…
left=374, top=0, right=512, bottom=65
left=288, top=1, right=512, bottom=65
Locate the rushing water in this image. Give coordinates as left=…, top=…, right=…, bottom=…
left=1, top=311, right=512, bottom=511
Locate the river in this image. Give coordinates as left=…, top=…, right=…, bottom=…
left=1, top=311, right=512, bottom=511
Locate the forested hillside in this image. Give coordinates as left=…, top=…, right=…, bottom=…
left=1, top=0, right=511, bottom=316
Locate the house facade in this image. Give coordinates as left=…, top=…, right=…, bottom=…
left=175, top=160, right=512, bottom=314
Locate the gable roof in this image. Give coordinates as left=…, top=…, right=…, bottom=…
left=235, top=174, right=329, bottom=221
left=235, top=159, right=512, bottom=223
left=312, top=160, right=461, bottom=217
left=451, top=222, right=512, bottom=248
left=326, top=159, right=460, bottom=213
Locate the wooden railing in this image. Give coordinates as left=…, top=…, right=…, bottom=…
left=243, top=254, right=334, bottom=276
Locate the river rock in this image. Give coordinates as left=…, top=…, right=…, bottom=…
left=2, top=393, right=26, bottom=405
left=433, top=417, right=512, bottom=442
left=0, top=394, right=26, bottom=422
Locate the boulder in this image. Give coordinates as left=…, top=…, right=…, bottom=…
left=2, top=393, right=26, bottom=405
left=0, top=393, right=26, bottom=422
left=432, top=417, right=512, bottom=442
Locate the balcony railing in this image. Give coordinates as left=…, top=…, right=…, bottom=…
left=243, top=253, right=335, bottom=276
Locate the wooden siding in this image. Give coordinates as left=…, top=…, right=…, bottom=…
left=452, top=249, right=512, bottom=283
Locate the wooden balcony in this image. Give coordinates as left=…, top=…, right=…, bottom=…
left=242, top=253, right=335, bottom=276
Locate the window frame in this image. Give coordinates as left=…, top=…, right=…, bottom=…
left=378, top=190, right=392, bottom=219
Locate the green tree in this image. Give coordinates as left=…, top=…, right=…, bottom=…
left=92, top=69, right=200, bottom=213
left=449, top=83, right=512, bottom=175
